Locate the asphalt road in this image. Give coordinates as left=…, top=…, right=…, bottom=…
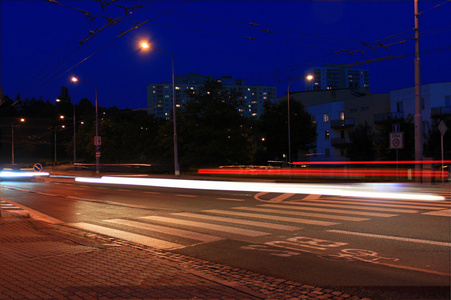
left=1, top=177, right=450, bottom=299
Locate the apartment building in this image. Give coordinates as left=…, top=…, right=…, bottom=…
left=147, top=73, right=277, bottom=119
left=305, top=63, right=370, bottom=91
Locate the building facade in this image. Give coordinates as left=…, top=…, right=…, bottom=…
left=305, top=63, right=370, bottom=91
left=147, top=73, right=277, bottom=119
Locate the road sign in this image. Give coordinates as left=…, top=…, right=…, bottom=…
left=94, top=136, right=102, bottom=146
left=33, top=163, right=42, bottom=172
left=390, top=132, right=404, bottom=149
left=438, top=120, right=447, bottom=136
left=392, top=124, right=400, bottom=132
left=96, top=145, right=101, bottom=158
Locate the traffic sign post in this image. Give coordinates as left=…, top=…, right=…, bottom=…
left=390, top=132, right=404, bottom=179
left=439, top=120, right=447, bottom=183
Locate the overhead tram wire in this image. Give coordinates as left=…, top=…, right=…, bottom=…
left=139, top=4, right=361, bottom=47
left=29, top=0, right=194, bottom=97
left=22, top=1, right=152, bottom=98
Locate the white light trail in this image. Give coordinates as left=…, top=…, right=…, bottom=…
left=75, top=176, right=446, bottom=201
left=0, top=171, right=50, bottom=178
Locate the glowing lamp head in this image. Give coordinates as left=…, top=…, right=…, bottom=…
left=141, top=42, right=150, bottom=49
left=71, top=77, right=78, bottom=82
left=306, top=75, right=314, bottom=81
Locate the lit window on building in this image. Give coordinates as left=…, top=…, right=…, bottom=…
left=325, top=130, right=329, bottom=139
left=323, top=113, right=329, bottom=122
left=340, top=112, right=345, bottom=120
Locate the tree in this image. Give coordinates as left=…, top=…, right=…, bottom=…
left=257, top=98, right=316, bottom=164
left=177, top=80, right=254, bottom=168
left=347, top=122, right=375, bottom=161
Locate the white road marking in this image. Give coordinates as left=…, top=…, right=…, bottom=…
left=207, top=209, right=339, bottom=226
left=141, top=216, right=269, bottom=237
left=217, top=198, right=245, bottom=202
left=231, top=207, right=368, bottom=222
left=175, top=212, right=301, bottom=231
left=302, top=194, right=321, bottom=200
left=66, top=222, right=183, bottom=249
left=104, top=219, right=223, bottom=242
left=273, top=201, right=417, bottom=213
left=327, top=229, right=451, bottom=247
left=288, top=198, right=449, bottom=210
left=269, top=193, right=296, bottom=203
left=261, top=204, right=397, bottom=218
left=423, top=209, right=451, bottom=217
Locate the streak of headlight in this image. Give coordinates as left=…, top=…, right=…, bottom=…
left=0, top=171, right=50, bottom=178
left=75, top=176, right=445, bottom=201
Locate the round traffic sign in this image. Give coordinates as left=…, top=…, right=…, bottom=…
left=33, top=163, right=43, bottom=172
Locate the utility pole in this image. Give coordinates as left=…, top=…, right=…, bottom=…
left=414, top=0, right=423, bottom=182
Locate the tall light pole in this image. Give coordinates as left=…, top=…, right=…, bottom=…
left=56, top=98, right=76, bottom=167
left=11, top=118, right=25, bottom=165
left=140, top=42, right=180, bottom=176
left=287, top=75, right=313, bottom=164
left=71, top=76, right=100, bottom=174
left=414, top=0, right=423, bottom=181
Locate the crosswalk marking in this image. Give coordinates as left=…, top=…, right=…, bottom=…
left=268, top=193, right=296, bottom=203
left=140, top=216, right=270, bottom=237
left=104, top=219, right=223, bottom=242
left=260, top=204, right=397, bottom=217
left=289, top=198, right=449, bottom=210
left=66, top=222, right=183, bottom=249
left=229, top=207, right=369, bottom=222
left=315, top=196, right=450, bottom=208
left=205, top=209, right=339, bottom=226
left=423, top=209, right=451, bottom=217
left=174, top=212, right=301, bottom=231
left=280, top=201, right=418, bottom=213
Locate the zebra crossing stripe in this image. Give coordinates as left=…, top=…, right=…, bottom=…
left=66, top=222, right=183, bottom=249
left=174, top=212, right=301, bottom=231
left=260, top=204, right=397, bottom=217
left=423, top=209, right=451, bottom=217
left=105, top=219, right=223, bottom=242
left=290, top=198, right=449, bottom=210
left=141, top=216, right=270, bottom=237
left=272, top=201, right=418, bottom=213
left=229, top=207, right=369, bottom=222
left=205, top=209, right=339, bottom=226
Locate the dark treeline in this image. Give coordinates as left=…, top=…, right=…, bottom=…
left=0, top=82, right=316, bottom=171
left=2, top=81, right=447, bottom=172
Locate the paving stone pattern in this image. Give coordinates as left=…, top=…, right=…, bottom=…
left=0, top=212, right=369, bottom=299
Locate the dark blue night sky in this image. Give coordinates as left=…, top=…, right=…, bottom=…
left=1, top=0, right=450, bottom=109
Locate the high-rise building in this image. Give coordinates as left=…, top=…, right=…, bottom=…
left=305, top=63, right=369, bottom=91
left=147, top=73, right=277, bottom=119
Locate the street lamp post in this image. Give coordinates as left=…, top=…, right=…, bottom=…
left=56, top=98, right=77, bottom=167
left=140, top=42, right=180, bottom=176
left=286, top=75, right=313, bottom=164
left=11, top=118, right=25, bottom=165
left=71, top=76, right=100, bottom=174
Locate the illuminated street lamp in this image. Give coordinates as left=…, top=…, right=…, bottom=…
left=11, top=118, right=25, bottom=164
left=140, top=41, right=180, bottom=176
left=71, top=76, right=100, bottom=174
